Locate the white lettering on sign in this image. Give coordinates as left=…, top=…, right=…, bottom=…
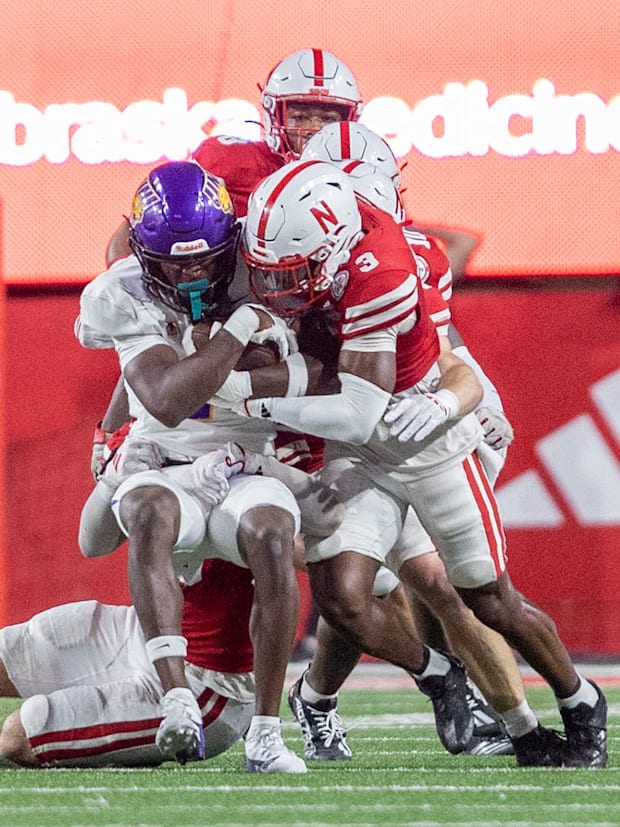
left=1, top=80, right=618, bottom=166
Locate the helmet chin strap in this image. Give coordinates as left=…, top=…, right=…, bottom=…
left=177, top=278, right=211, bottom=321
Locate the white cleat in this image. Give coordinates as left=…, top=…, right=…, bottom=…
left=245, top=724, right=308, bottom=774
left=156, top=687, right=205, bottom=764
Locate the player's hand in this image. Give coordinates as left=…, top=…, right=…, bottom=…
left=115, top=438, right=165, bottom=479
left=476, top=406, right=514, bottom=449
left=188, top=448, right=243, bottom=508
left=91, top=423, right=114, bottom=481
left=384, top=390, right=459, bottom=442
left=245, top=304, right=298, bottom=359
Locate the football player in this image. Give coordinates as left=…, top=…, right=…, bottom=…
left=239, top=159, right=607, bottom=769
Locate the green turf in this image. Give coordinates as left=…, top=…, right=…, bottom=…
left=0, top=684, right=618, bottom=826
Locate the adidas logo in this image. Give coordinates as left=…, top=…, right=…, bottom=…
left=496, top=369, right=620, bottom=528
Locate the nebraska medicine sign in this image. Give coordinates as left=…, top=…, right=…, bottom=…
left=1, top=0, right=619, bottom=283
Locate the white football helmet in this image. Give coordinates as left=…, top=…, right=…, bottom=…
left=301, top=122, right=401, bottom=186
left=242, top=160, right=362, bottom=316
left=261, top=48, right=363, bottom=159
left=342, top=160, right=406, bottom=224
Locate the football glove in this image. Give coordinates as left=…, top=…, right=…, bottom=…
left=384, top=389, right=460, bottom=442
left=476, top=406, right=514, bottom=450
left=186, top=448, right=245, bottom=510
left=91, top=422, right=115, bottom=481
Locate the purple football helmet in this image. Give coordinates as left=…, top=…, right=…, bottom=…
left=128, top=161, right=240, bottom=320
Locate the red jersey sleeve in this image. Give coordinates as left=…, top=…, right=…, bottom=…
left=192, top=137, right=283, bottom=217
left=402, top=225, right=454, bottom=303
left=333, top=203, right=440, bottom=389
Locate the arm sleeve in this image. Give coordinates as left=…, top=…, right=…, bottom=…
left=264, top=372, right=391, bottom=445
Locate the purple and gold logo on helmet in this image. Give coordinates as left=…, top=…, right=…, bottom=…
left=216, top=181, right=234, bottom=215
left=203, top=174, right=234, bottom=216
left=130, top=192, right=145, bottom=224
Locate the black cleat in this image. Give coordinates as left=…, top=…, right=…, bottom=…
left=462, top=678, right=514, bottom=754
left=560, top=680, right=608, bottom=768
left=465, top=678, right=508, bottom=738
left=415, top=653, right=475, bottom=754
left=287, top=671, right=352, bottom=760
left=512, top=724, right=567, bottom=767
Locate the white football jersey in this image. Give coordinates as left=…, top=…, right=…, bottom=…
left=77, top=256, right=278, bottom=458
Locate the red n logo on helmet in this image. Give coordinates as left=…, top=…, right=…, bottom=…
left=310, top=200, right=339, bottom=232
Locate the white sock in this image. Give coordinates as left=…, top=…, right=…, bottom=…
left=500, top=700, right=539, bottom=738
left=246, top=715, right=280, bottom=739
left=412, top=646, right=451, bottom=680
left=556, top=676, right=598, bottom=710
left=300, top=675, right=337, bottom=705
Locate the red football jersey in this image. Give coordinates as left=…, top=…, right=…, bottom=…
left=181, top=558, right=254, bottom=673
left=332, top=201, right=440, bottom=392
left=193, top=137, right=284, bottom=217
left=402, top=225, right=453, bottom=303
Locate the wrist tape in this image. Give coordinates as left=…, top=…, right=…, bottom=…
left=222, top=306, right=260, bottom=347
left=434, top=388, right=460, bottom=418
left=284, top=352, right=309, bottom=397
left=145, top=634, right=188, bottom=664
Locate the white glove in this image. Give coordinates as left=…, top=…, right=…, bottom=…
left=476, top=406, right=514, bottom=449
left=384, top=389, right=459, bottom=442
left=91, top=422, right=114, bottom=481
left=104, top=438, right=165, bottom=486
left=245, top=304, right=298, bottom=359
left=188, top=448, right=245, bottom=509
left=224, top=442, right=262, bottom=475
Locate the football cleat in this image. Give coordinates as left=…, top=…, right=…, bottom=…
left=287, top=672, right=352, bottom=760
left=560, top=680, right=608, bottom=768
left=156, top=687, right=205, bottom=764
left=512, top=724, right=567, bottom=767
left=245, top=723, right=308, bottom=773
left=463, top=734, right=515, bottom=756
left=415, top=653, right=474, bottom=754
left=466, top=678, right=508, bottom=739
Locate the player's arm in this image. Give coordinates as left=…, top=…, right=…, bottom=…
left=188, top=317, right=327, bottom=405
left=434, top=334, right=483, bottom=415
left=105, top=221, right=131, bottom=267
left=90, top=375, right=131, bottom=481
left=123, top=305, right=275, bottom=427
left=383, top=335, right=482, bottom=442
left=412, top=225, right=479, bottom=283
left=240, top=334, right=396, bottom=445
left=447, top=325, right=514, bottom=449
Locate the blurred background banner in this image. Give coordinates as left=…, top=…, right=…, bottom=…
left=1, top=1, right=619, bottom=654
left=1, top=0, right=620, bottom=283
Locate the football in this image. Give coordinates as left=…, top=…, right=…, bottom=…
left=235, top=340, right=280, bottom=370
left=191, top=321, right=279, bottom=369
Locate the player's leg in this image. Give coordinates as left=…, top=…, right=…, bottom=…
left=206, top=474, right=307, bottom=774
left=0, top=710, right=37, bottom=767
left=305, top=467, right=474, bottom=755
left=399, top=554, right=518, bottom=754
left=458, top=572, right=607, bottom=767
left=113, top=471, right=210, bottom=764
left=411, top=451, right=606, bottom=767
